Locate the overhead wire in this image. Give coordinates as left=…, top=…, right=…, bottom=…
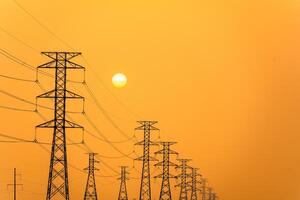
left=0, top=48, right=83, bottom=84
left=0, top=74, right=36, bottom=82
left=83, top=83, right=137, bottom=142
left=83, top=113, right=136, bottom=160
left=0, top=89, right=81, bottom=114
left=13, top=0, right=74, bottom=51
left=0, top=25, right=39, bottom=52
left=81, top=56, right=141, bottom=120
left=0, top=131, right=34, bottom=143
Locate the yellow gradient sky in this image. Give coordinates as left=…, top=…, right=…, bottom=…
left=0, top=0, right=300, bottom=200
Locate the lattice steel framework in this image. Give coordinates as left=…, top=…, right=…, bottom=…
left=176, top=159, right=192, bottom=200
left=135, top=121, right=159, bottom=200
left=154, top=142, right=178, bottom=200
left=36, top=52, right=84, bottom=200
left=118, top=166, right=129, bottom=200
left=200, top=178, right=207, bottom=200
left=207, top=187, right=213, bottom=200
left=187, top=168, right=201, bottom=200
left=84, top=153, right=99, bottom=200
left=212, top=192, right=218, bottom=200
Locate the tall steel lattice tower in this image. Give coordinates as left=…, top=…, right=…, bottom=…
left=154, top=142, right=178, bottom=200
left=175, top=159, right=192, bottom=200
left=84, top=153, right=99, bottom=200
left=135, top=121, right=159, bottom=200
left=118, top=166, right=129, bottom=200
left=187, top=168, right=201, bottom=200
left=200, top=178, right=207, bottom=200
left=36, top=52, right=84, bottom=200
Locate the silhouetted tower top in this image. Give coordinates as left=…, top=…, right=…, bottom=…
left=84, top=153, right=99, bottom=200
left=118, top=166, right=129, bottom=200
left=135, top=121, right=159, bottom=200
left=154, top=142, right=178, bottom=200
left=176, top=159, right=192, bottom=200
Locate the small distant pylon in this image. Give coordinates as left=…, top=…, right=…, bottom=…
left=7, top=168, right=23, bottom=200
left=135, top=121, right=159, bottom=200
left=154, top=142, right=178, bottom=200
left=118, top=166, right=129, bottom=200
left=187, top=168, right=201, bottom=200
left=212, top=192, right=218, bottom=200
left=175, top=159, right=192, bottom=200
left=207, top=188, right=213, bottom=200
left=200, top=178, right=207, bottom=200
left=84, top=153, right=99, bottom=200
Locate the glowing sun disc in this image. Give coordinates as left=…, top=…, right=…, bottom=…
left=112, top=73, right=127, bottom=88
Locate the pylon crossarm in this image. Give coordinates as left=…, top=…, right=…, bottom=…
left=67, top=60, right=84, bottom=69
left=65, top=120, right=83, bottom=128
left=41, top=52, right=81, bottom=60
left=38, top=60, right=56, bottom=69
left=37, top=90, right=56, bottom=98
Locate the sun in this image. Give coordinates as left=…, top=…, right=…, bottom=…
left=112, top=73, right=127, bottom=88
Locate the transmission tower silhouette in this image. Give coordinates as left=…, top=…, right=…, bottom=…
left=135, top=121, right=159, bottom=200
left=7, top=168, right=23, bottom=200
left=212, top=192, right=218, bottom=200
left=207, top=187, right=213, bottom=200
left=175, top=159, right=192, bottom=200
left=200, top=178, right=207, bottom=200
left=154, top=142, right=178, bottom=200
left=187, top=168, right=201, bottom=200
left=118, top=166, right=129, bottom=200
left=36, top=52, right=84, bottom=200
left=84, top=153, right=99, bottom=200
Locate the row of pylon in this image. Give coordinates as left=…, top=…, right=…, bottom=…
left=84, top=121, right=218, bottom=200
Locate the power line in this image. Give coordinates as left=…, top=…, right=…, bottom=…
left=0, top=74, right=36, bottom=82
left=13, top=0, right=74, bottom=51
left=83, top=113, right=136, bottom=160
left=83, top=83, right=136, bottom=142
left=0, top=105, right=35, bottom=112
left=81, top=56, right=140, bottom=120
left=85, top=128, right=135, bottom=144
left=0, top=89, right=81, bottom=113
left=0, top=25, right=39, bottom=52
left=0, top=48, right=84, bottom=83
left=35, top=140, right=116, bottom=179
left=0, top=132, right=34, bottom=143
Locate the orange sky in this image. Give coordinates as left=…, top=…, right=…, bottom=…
left=0, top=0, right=300, bottom=199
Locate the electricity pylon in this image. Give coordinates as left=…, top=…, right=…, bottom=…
left=212, top=193, right=218, bottom=200
left=187, top=168, right=201, bottom=200
left=118, top=166, right=129, bottom=200
left=135, top=121, right=159, bottom=200
left=36, top=52, right=84, bottom=200
left=207, top=187, right=213, bottom=200
left=7, top=168, right=23, bottom=200
left=200, top=178, right=207, bottom=200
left=154, top=142, right=178, bottom=200
left=84, top=153, right=99, bottom=200
left=175, top=159, right=192, bottom=200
